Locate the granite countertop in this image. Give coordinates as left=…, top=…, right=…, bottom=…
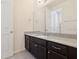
left=24, top=32, right=77, bottom=48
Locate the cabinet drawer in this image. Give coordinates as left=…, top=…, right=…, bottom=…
left=31, top=37, right=46, bottom=47
left=48, top=41, right=68, bottom=56
left=48, top=50, right=68, bottom=59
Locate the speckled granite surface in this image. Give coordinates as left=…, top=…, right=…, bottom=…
left=24, top=32, right=77, bottom=48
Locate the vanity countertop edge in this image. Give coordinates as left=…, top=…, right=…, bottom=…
left=24, top=32, right=77, bottom=48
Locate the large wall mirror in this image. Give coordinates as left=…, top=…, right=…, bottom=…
left=33, top=0, right=77, bottom=34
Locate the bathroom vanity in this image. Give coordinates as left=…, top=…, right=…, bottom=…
left=24, top=32, right=77, bottom=59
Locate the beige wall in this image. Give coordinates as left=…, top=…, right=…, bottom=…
left=13, top=0, right=46, bottom=53
left=14, top=0, right=33, bottom=52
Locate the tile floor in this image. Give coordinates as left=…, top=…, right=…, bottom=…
left=6, top=50, right=36, bottom=59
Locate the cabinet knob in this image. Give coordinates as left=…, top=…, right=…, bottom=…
left=48, top=51, right=50, bottom=54
left=34, top=44, right=38, bottom=47
left=10, top=31, right=14, bottom=33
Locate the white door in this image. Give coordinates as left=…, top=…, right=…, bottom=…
left=1, top=0, right=14, bottom=58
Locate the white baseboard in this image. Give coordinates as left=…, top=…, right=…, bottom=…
left=14, top=48, right=25, bottom=54
left=5, top=52, right=13, bottom=58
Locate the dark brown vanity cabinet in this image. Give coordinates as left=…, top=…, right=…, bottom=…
left=29, top=37, right=46, bottom=59
left=25, top=35, right=77, bottom=59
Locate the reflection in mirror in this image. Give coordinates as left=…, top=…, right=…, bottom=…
left=33, top=0, right=46, bottom=32
left=46, top=8, right=62, bottom=33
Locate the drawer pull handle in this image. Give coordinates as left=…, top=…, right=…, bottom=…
left=52, top=46, right=61, bottom=50
left=34, top=44, right=38, bottom=47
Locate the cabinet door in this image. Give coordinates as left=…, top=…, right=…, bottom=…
left=30, top=41, right=39, bottom=58
left=25, top=35, right=30, bottom=51
left=48, top=50, right=68, bottom=59
left=68, top=47, right=77, bottom=59
left=30, top=41, right=46, bottom=59
left=25, top=38, right=29, bottom=50
left=38, top=45, right=46, bottom=59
